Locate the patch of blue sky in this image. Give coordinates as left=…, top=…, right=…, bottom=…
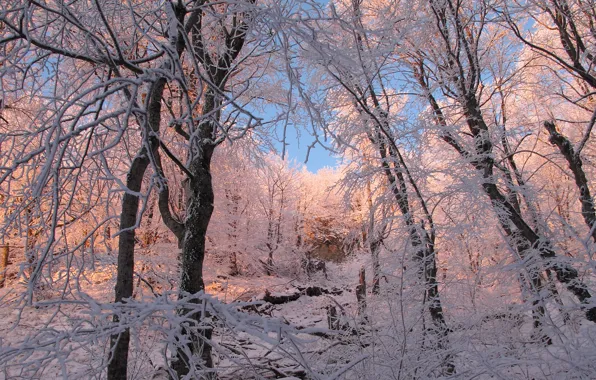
left=278, top=127, right=339, bottom=172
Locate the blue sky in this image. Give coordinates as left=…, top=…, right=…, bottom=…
left=283, top=135, right=339, bottom=172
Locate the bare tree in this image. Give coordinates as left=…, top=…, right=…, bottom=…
left=294, top=0, right=455, bottom=373
left=409, top=0, right=596, bottom=323
left=1, top=2, right=170, bottom=378
left=256, top=156, right=299, bottom=275
left=0, top=1, right=264, bottom=378
left=502, top=0, right=596, bottom=244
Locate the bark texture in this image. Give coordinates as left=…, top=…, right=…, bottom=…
left=171, top=90, right=217, bottom=379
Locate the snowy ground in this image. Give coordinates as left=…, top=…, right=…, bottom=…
left=0, top=245, right=360, bottom=379
left=1, top=246, right=596, bottom=379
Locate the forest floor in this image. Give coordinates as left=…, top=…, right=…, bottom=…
left=2, top=245, right=596, bottom=379
left=0, top=245, right=364, bottom=380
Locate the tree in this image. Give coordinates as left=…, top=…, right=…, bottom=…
left=294, top=0, right=455, bottom=373
left=502, top=0, right=596, bottom=244
left=0, top=0, right=269, bottom=377
left=408, top=0, right=596, bottom=324
left=255, top=155, right=300, bottom=275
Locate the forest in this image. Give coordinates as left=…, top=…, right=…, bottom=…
left=1, top=0, right=596, bottom=379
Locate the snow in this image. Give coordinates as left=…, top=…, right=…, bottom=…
left=3, top=1, right=596, bottom=378
left=2, top=243, right=594, bottom=379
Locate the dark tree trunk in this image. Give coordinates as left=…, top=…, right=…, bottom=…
left=226, top=191, right=240, bottom=276
left=265, top=215, right=276, bottom=276
left=155, top=151, right=185, bottom=248
left=108, top=152, right=149, bottom=380
left=544, top=121, right=596, bottom=243
left=230, top=251, right=239, bottom=277
left=370, top=126, right=452, bottom=344
left=370, top=238, right=382, bottom=295
left=158, top=4, right=253, bottom=376
left=356, top=267, right=367, bottom=318
left=481, top=161, right=594, bottom=320
left=466, top=98, right=585, bottom=324
left=366, top=181, right=383, bottom=295
left=343, top=15, right=454, bottom=365
left=108, top=77, right=165, bottom=380
left=172, top=89, right=217, bottom=378
left=327, top=305, right=340, bottom=330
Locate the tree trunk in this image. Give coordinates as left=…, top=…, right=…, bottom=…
left=0, top=244, right=8, bottom=288
left=227, top=191, right=240, bottom=276
left=371, top=127, right=452, bottom=340
left=465, top=94, right=583, bottom=323
left=172, top=90, right=217, bottom=378
left=356, top=267, right=367, bottom=318
left=370, top=238, right=382, bottom=295
left=339, top=16, right=454, bottom=364
left=544, top=121, right=596, bottom=243
left=366, top=180, right=383, bottom=295
left=164, top=5, right=253, bottom=376
left=482, top=168, right=595, bottom=320
left=416, top=67, right=596, bottom=322
left=108, top=77, right=165, bottom=380
left=108, top=150, right=151, bottom=380
left=266, top=216, right=275, bottom=276
left=327, top=305, right=340, bottom=330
